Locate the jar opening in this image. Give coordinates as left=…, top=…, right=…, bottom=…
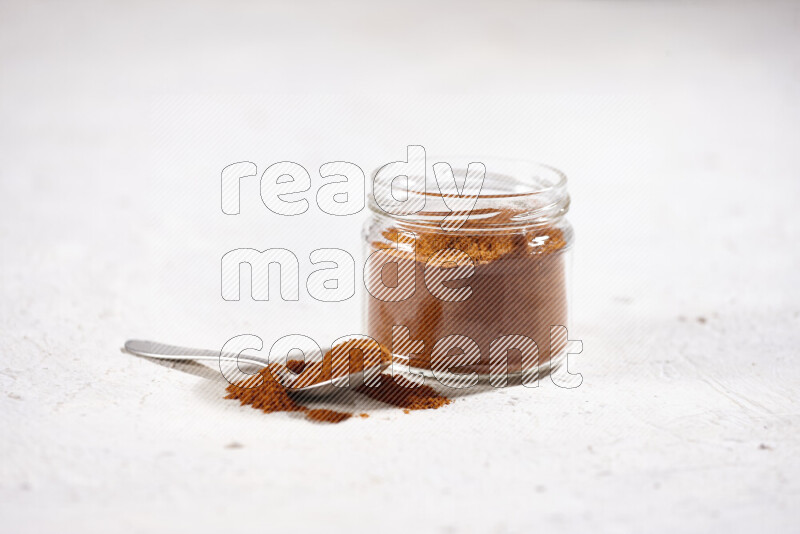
left=369, top=157, right=569, bottom=230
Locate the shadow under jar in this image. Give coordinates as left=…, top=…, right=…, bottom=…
left=363, top=158, right=573, bottom=383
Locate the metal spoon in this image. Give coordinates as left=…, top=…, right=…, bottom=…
left=124, top=339, right=379, bottom=398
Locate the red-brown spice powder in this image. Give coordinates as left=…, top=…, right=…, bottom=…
left=224, top=341, right=450, bottom=423
left=225, top=213, right=565, bottom=421
left=356, top=373, right=451, bottom=411
left=367, top=217, right=569, bottom=375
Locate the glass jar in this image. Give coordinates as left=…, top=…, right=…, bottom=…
left=363, top=156, right=573, bottom=384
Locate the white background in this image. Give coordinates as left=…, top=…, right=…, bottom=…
left=1, top=1, right=799, bottom=532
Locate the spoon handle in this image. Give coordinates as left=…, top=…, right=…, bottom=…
left=124, top=339, right=270, bottom=367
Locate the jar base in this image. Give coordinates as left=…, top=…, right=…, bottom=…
left=387, top=353, right=565, bottom=387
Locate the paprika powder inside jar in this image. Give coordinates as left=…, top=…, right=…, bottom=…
left=363, top=157, right=573, bottom=383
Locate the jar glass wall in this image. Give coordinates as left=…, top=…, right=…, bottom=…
left=363, top=157, right=573, bottom=382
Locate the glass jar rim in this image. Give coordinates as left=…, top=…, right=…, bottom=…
left=424, top=156, right=566, bottom=197
left=368, top=156, right=569, bottom=229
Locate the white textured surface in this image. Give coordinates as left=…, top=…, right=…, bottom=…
left=1, top=1, right=799, bottom=533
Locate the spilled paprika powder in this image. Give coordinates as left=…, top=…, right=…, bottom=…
left=224, top=339, right=451, bottom=423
